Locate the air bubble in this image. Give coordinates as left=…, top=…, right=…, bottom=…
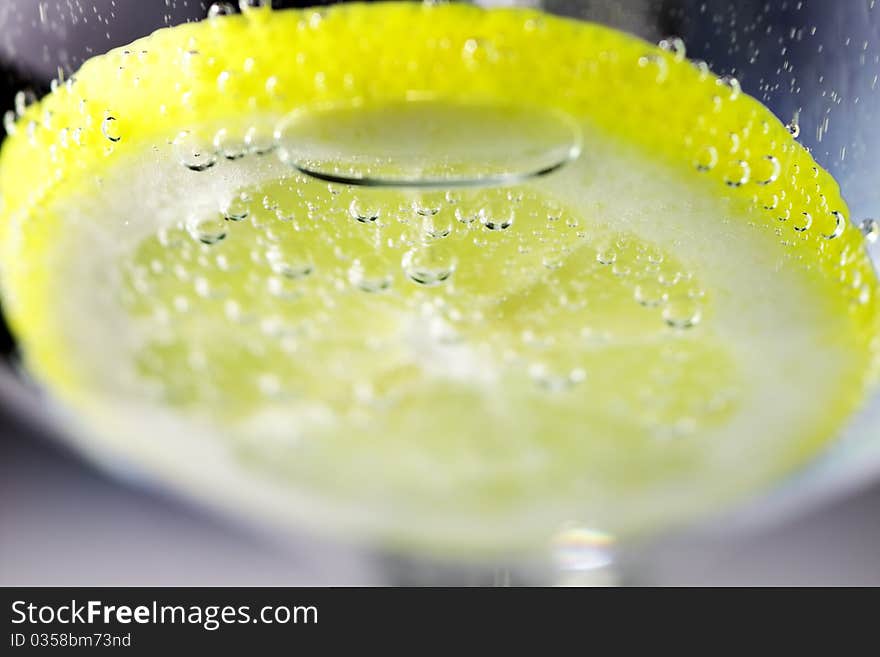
left=239, top=0, right=270, bottom=12
left=187, top=216, right=227, bottom=245
left=635, top=281, right=669, bottom=307
left=859, top=218, right=879, bottom=243
left=718, top=76, right=741, bottom=100
left=402, top=247, right=455, bottom=286
left=244, top=125, right=275, bottom=154
left=101, top=115, right=121, bottom=142
left=723, top=159, right=750, bottom=186
left=348, top=260, right=393, bottom=293
left=349, top=199, right=379, bottom=223
left=638, top=53, right=668, bottom=83
left=208, top=2, right=236, bottom=18
left=662, top=298, right=702, bottom=329
left=793, top=211, right=812, bottom=232
left=658, top=36, right=686, bottom=61
left=14, top=89, right=37, bottom=117
left=213, top=128, right=246, bottom=160
left=222, top=193, right=251, bottom=221
left=694, top=145, right=718, bottom=171
left=823, top=210, right=846, bottom=240
left=266, top=247, right=313, bottom=279
left=174, top=131, right=218, bottom=172
left=596, top=249, right=617, bottom=265
left=481, top=209, right=513, bottom=231
left=3, top=110, right=16, bottom=135
left=413, top=201, right=441, bottom=217
left=756, top=155, right=781, bottom=185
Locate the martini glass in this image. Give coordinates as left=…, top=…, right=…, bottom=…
left=1, top=0, right=879, bottom=585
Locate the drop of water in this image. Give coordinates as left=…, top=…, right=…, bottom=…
left=208, top=2, right=236, bottom=18
left=101, top=115, right=121, bottom=142
left=402, top=247, right=455, bottom=286
left=785, top=114, right=801, bottom=138
left=859, top=218, right=880, bottom=243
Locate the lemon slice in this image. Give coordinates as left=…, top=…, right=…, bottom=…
left=1, top=2, right=878, bottom=556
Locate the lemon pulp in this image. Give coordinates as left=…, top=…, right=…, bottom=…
left=0, top=3, right=878, bottom=555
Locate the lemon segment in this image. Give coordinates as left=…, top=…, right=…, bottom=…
left=0, top=3, right=877, bottom=555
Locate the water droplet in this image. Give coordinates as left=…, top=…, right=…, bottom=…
left=101, top=115, right=121, bottom=142
left=208, top=2, right=236, bottom=18
left=823, top=210, right=846, bottom=240
left=187, top=216, right=227, bottom=245
left=402, top=247, right=455, bottom=286
left=786, top=113, right=801, bottom=138
left=662, top=298, right=702, bottom=329
left=859, top=218, right=879, bottom=243
left=349, top=199, right=379, bottom=223
left=222, top=192, right=251, bottom=221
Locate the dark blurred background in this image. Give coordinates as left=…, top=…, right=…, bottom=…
left=1, top=0, right=879, bottom=584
